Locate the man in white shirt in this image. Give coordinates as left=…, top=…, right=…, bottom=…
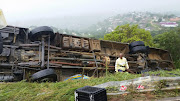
left=115, top=53, right=129, bottom=72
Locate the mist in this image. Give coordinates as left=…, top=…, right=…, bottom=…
left=0, top=0, right=180, bottom=30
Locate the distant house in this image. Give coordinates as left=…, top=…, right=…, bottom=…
left=72, top=32, right=77, bottom=35
left=162, top=18, right=165, bottom=22
left=97, top=28, right=102, bottom=31
left=106, top=27, right=113, bottom=33
left=160, top=22, right=178, bottom=27
left=63, top=31, right=67, bottom=34
left=145, top=27, right=151, bottom=31
left=153, top=17, right=159, bottom=22
left=170, top=17, right=180, bottom=22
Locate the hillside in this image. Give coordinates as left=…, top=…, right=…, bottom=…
left=28, top=12, right=180, bottom=39
left=0, top=69, right=179, bottom=101
left=84, top=12, right=180, bottom=38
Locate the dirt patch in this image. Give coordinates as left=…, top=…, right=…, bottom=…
left=108, top=89, right=180, bottom=101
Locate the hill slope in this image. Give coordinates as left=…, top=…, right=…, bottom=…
left=84, top=12, right=179, bottom=38
left=0, top=69, right=179, bottom=101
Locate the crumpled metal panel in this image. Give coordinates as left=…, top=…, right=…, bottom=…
left=0, top=48, right=10, bottom=56
left=0, top=25, right=19, bottom=34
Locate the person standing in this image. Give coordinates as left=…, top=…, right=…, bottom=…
left=115, top=53, right=129, bottom=72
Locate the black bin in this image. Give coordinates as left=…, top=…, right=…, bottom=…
left=75, top=86, right=107, bottom=101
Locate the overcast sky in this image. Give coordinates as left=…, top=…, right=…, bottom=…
left=0, top=0, right=180, bottom=28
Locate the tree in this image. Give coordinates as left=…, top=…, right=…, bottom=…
left=104, top=24, right=154, bottom=46
left=158, top=18, right=162, bottom=22
left=154, top=29, right=180, bottom=68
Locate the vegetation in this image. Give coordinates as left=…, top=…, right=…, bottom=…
left=84, top=12, right=178, bottom=38
left=0, top=69, right=179, bottom=101
left=3, top=12, right=180, bottom=101
left=108, top=90, right=180, bottom=101
left=103, top=23, right=180, bottom=69
left=104, top=24, right=154, bottom=46
left=153, top=27, right=180, bottom=68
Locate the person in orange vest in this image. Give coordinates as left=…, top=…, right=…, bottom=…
left=115, top=53, right=129, bottom=72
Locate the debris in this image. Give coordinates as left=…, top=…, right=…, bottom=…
left=0, top=17, right=175, bottom=82
left=120, top=85, right=127, bottom=91
left=94, top=76, right=180, bottom=95
left=64, top=74, right=90, bottom=81
left=137, top=85, right=145, bottom=89
left=75, top=86, right=107, bottom=101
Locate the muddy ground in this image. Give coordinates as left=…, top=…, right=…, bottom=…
left=108, top=89, right=180, bottom=101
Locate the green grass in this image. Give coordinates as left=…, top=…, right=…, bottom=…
left=0, top=69, right=179, bottom=101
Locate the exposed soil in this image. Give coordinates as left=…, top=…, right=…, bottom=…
left=108, top=89, right=180, bottom=101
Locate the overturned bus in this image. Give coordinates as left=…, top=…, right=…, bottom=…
left=0, top=26, right=175, bottom=82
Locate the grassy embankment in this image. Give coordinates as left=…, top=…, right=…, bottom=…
left=0, top=69, right=179, bottom=101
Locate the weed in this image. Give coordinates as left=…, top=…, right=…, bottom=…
left=106, top=86, right=119, bottom=93
left=0, top=69, right=179, bottom=101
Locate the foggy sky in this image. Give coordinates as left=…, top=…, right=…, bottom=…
left=0, top=0, right=180, bottom=28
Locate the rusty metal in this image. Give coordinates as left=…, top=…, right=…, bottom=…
left=92, top=50, right=98, bottom=77
left=18, top=62, right=39, bottom=66
left=81, top=55, right=94, bottom=59
left=126, top=69, right=135, bottom=74
left=0, top=25, right=175, bottom=82
left=89, top=39, right=101, bottom=52
left=45, top=44, right=62, bottom=50
left=102, top=56, right=110, bottom=65
left=0, top=25, right=19, bottom=34
left=47, top=36, right=50, bottom=69
left=61, top=66, right=114, bottom=70
left=41, top=37, right=45, bottom=68
left=50, top=57, right=103, bottom=62
left=0, top=72, right=12, bottom=74
left=39, top=42, right=41, bottom=63
left=19, top=44, right=39, bottom=47
left=50, top=61, right=81, bottom=66
left=3, top=45, right=19, bottom=48
left=102, top=64, right=114, bottom=68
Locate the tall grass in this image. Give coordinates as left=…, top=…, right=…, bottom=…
left=0, top=69, right=179, bottom=101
